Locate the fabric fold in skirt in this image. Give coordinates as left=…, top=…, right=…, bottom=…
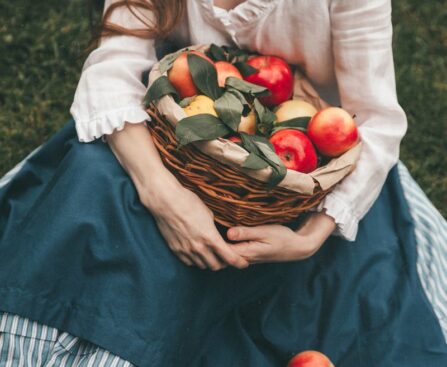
left=0, top=120, right=446, bottom=366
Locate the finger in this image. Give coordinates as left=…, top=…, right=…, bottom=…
left=211, top=241, right=249, bottom=269
left=227, top=225, right=270, bottom=242
left=194, top=245, right=226, bottom=271
left=189, top=253, right=207, bottom=269
left=177, top=253, right=194, bottom=267
left=231, top=241, right=267, bottom=263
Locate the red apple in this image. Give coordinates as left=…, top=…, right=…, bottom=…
left=226, top=135, right=242, bottom=143
left=168, top=51, right=215, bottom=99
left=288, top=351, right=335, bottom=367
left=269, top=129, right=317, bottom=173
left=307, top=107, right=358, bottom=158
left=244, top=55, right=294, bottom=107
left=215, top=61, right=243, bottom=88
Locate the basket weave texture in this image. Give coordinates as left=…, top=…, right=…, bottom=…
left=146, top=107, right=330, bottom=228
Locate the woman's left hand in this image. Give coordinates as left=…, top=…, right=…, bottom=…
left=227, top=212, right=337, bottom=264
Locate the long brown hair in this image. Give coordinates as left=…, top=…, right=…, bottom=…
left=88, top=0, right=186, bottom=48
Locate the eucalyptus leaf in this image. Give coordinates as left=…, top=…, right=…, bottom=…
left=207, top=43, right=227, bottom=62
left=234, top=61, right=258, bottom=77
left=144, top=76, right=179, bottom=106
left=159, top=49, right=185, bottom=74
left=242, top=152, right=270, bottom=170
left=187, top=53, right=222, bottom=100
left=225, top=77, right=270, bottom=97
left=175, top=113, right=230, bottom=147
left=214, top=92, right=244, bottom=131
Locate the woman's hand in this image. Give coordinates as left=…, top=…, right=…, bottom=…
left=228, top=212, right=336, bottom=264
left=141, top=181, right=249, bottom=271
left=106, top=122, right=248, bottom=271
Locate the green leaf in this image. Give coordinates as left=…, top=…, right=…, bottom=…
left=179, top=96, right=196, bottom=108
left=242, top=152, right=270, bottom=169
left=270, top=116, right=311, bottom=135
left=240, top=132, right=260, bottom=154
left=144, top=76, right=179, bottom=106
left=226, top=87, right=251, bottom=115
left=233, top=61, right=258, bottom=78
left=159, top=49, right=185, bottom=74
left=206, top=43, right=227, bottom=62
left=214, top=91, right=244, bottom=131
left=239, top=133, right=287, bottom=186
left=222, top=46, right=255, bottom=63
left=266, top=164, right=288, bottom=187
left=253, top=139, right=283, bottom=166
left=250, top=135, right=287, bottom=186
left=187, top=53, right=222, bottom=100
left=253, top=98, right=276, bottom=135
left=175, top=113, right=230, bottom=147
left=225, top=77, right=270, bottom=97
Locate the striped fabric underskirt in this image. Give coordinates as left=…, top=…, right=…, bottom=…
left=0, top=312, right=133, bottom=366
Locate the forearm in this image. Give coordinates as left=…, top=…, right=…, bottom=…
left=105, top=121, right=184, bottom=212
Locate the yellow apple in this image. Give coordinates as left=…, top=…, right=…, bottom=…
left=238, top=110, right=257, bottom=134
left=183, top=95, right=218, bottom=117
left=274, top=100, right=318, bottom=123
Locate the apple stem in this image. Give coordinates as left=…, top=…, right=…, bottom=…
left=352, top=114, right=357, bottom=119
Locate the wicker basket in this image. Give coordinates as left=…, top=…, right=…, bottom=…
left=146, top=107, right=330, bottom=227
left=145, top=44, right=361, bottom=227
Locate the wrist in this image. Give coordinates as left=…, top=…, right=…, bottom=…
left=294, top=212, right=336, bottom=248
left=137, top=170, right=185, bottom=215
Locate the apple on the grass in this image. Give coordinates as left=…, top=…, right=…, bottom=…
left=215, top=61, right=243, bottom=88
left=274, top=100, right=318, bottom=123
left=168, top=51, right=215, bottom=99
left=244, top=55, right=294, bottom=107
left=288, top=351, right=335, bottom=367
left=269, top=129, right=317, bottom=173
left=307, top=107, right=359, bottom=158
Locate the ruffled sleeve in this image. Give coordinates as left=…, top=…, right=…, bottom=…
left=70, top=0, right=158, bottom=143
left=318, top=0, right=407, bottom=241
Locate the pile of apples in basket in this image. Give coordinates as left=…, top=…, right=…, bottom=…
left=145, top=44, right=359, bottom=187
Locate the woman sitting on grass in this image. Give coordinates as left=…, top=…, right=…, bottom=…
left=0, top=0, right=446, bottom=365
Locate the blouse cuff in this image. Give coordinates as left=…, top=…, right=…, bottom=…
left=72, top=106, right=150, bottom=143
left=314, top=193, right=360, bottom=242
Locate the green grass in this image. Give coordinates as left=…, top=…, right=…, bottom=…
left=0, top=0, right=445, bottom=216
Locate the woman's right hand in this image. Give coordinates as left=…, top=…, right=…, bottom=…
left=106, top=122, right=248, bottom=271
left=141, top=178, right=249, bottom=271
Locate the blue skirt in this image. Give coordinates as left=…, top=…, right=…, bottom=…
left=0, top=120, right=446, bottom=366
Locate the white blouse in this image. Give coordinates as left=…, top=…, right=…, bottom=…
left=70, top=0, right=407, bottom=241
